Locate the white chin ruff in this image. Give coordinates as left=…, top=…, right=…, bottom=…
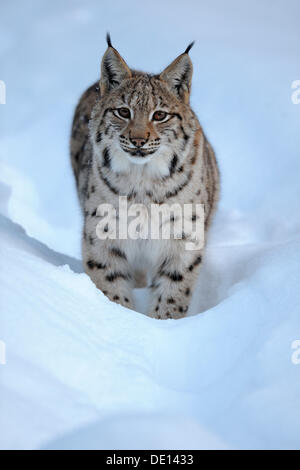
left=126, top=154, right=153, bottom=165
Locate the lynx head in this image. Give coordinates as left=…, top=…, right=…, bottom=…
left=90, top=34, right=196, bottom=173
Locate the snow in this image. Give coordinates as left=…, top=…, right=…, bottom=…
left=0, top=0, right=300, bottom=450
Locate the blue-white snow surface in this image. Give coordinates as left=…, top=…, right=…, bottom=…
left=0, top=0, right=300, bottom=450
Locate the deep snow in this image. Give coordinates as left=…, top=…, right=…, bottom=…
left=0, top=0, right=300, bottom=450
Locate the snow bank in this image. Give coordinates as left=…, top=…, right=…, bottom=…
left=1, top=215, right=300, bottom=449
left=0, top=0, right=300, bottom=450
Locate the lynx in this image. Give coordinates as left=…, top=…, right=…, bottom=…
left=70, top=35, right=219, bottom=319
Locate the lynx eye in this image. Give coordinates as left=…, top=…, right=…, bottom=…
left=152, top=111, right=167, bottom=122
left=117, top=107, right=131, bottom=119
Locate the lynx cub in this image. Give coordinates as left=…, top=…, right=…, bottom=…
left=71, top=35, right=219, bottom=319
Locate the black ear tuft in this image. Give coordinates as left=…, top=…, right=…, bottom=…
left=100, top=41, right=132, bottom=94
left=184, top=41, right=195, bottom=54
left=106, top=32, right=112, bottom=48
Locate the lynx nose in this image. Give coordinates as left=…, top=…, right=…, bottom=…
left=130, top=137, right=147, bottom=148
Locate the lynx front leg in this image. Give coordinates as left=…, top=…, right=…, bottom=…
left=148, top=250, right=203, bottom=319
left=83, top=237, right=134, bottom=310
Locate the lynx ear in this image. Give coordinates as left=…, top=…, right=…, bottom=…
left=100, top=34, right=132, bottom=94
left=159, top=42, right=194, bottom=103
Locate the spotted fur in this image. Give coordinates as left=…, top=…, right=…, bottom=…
left=70, top=36, right=220, bottom=319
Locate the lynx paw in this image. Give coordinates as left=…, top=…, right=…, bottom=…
left=148, top=297, right=189, bottom=320
left=103, top=290, right=134, bottom=310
